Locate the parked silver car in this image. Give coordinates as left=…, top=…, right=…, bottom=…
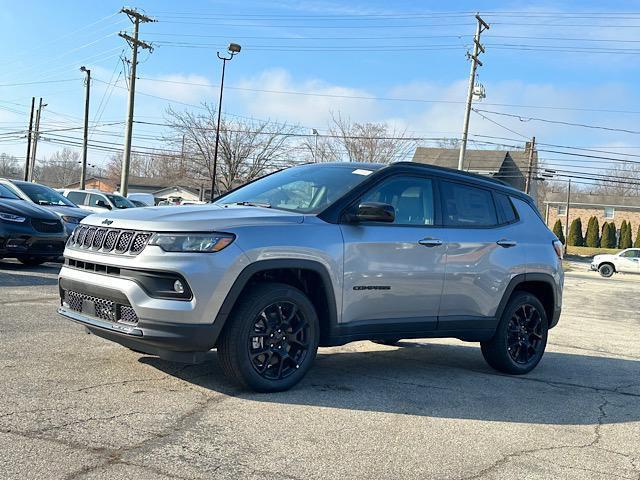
left=57, top=162, right=564, bottom=392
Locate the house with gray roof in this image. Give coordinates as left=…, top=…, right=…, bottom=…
left=411, top=144, right=537, bottom=201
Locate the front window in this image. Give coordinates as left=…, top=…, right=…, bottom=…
left=18, top=183, right=76, bottom=207
left=604, top=207, right=615, bottom=219
left=105, top=194, right=135, bottom=209
left=216, top=164, right=380, bottom=214
left=620, top=250, right=639, bottom=258
left=557, top=205, right=566, bottom=215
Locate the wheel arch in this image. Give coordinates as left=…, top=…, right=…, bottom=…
left=598, top=261, right=616, bottom=272
left=212, top=259, right=338, bottom=347
left=496, top=273, right=558, bottom=329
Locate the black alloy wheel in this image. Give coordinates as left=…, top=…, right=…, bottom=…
left=506, top=304, right=544, bottom=365
left=217, top=282, right=319, bottom=392
left=481, top=292, right=548, bottom=375
left=248, top=301, right=310, bottom=381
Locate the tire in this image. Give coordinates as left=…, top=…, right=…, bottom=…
left=372, top=339, right=402, bottom=346
left=599, top=263, right=615, bottom=278
left=217, top=282, right=320, bottom=392
left=17, top=257, right=47, bottom=266
left=481, top=292, right=548, bottom=375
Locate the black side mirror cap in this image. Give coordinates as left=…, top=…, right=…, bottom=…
left=353, top=202, right=395, bottom=223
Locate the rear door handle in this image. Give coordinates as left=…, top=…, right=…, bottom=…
left=418, top=238, right=443, bottom=247
left=496, top=239, right=517, bottom=248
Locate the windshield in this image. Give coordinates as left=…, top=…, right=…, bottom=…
left=106, top=194, right=135, bottom=209
left=0, top=183, right=20, bottom=199
left=19, top=182, right=76, bottom=207
left=216, top=164, right=379, bottom=214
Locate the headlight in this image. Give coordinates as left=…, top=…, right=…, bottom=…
left=148, top=233, right=235, bottom=252
left=0, top=212, right=27, bottom=223
left=61, top=215, right=80, bottom=224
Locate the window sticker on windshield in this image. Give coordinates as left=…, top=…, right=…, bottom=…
left=352, top=169, right=373, bottom=176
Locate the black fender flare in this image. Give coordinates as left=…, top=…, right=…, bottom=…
left=495, top=272, right=559, bottom=327
left=210, top=259, right=339, bottom=346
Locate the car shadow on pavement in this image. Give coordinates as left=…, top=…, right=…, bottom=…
left=140, top=341, right=640, bottom=426
left=0, top=260, right=61, bottom=286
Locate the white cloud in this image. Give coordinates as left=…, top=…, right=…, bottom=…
left=232, top=68, right=381, bottom=127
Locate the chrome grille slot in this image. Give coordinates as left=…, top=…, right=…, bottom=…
left=103, top=230, right=118, bottom=251
left=92, top=228, right=107, bottom=249
left=115, top=231, right=134, bottom=253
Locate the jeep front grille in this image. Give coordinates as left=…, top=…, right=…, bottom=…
left=62, top=289, right=139, bottom=325
left=68, top=226, right=151, bottom=255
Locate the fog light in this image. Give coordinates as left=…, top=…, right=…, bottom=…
left=173, top=280, right=185, bottom=294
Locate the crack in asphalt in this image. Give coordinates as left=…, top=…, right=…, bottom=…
left=456, top=394, right=640, bottom=480
left=61, top=392, right=236, bottom=480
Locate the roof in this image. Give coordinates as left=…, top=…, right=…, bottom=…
left=412, top=147, right=533, bottom=173
left=544, top=191, right=640, bottom=209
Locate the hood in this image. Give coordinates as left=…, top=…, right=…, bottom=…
left=0, top=198, right=61, bottom=220
left=593, top=254, right=615, bottom=262
left=80, top=204, right=305, bottom=231
left=44, top=205, right=90, bottom=219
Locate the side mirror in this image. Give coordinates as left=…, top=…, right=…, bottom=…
left=353, top=202, right=395, bottom=223
left=96, top=200, right=111, bottom=210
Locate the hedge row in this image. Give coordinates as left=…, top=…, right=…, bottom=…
left=552, top=217, right=640, bottom=248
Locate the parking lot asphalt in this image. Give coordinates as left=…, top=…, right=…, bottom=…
left=0, top=259, right=638, bottom=480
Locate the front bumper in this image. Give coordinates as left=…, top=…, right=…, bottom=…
left=57, top=242, right=249, bottom=360
left=0, top=229, right=66, bottom=258
left=590, top=263, right=597, bottom=271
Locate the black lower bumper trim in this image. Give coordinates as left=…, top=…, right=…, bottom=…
left=58, top=307, right=218, bottom=364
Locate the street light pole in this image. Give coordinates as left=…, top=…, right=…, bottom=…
left=210, top=43, right=241, bottom=202
left=312, top=129, right=319, bottom=162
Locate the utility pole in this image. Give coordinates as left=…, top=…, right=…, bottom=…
left=564, top=179, right=571, bottom=254
left=457, top=14, right=489, bottom=171
left=118, top=7, right=154, bottom=196
left=29, top=98, right=44, bottom=182
left=525, top=136, right=536, bottom=194
left=24, top=97, right=35, bottom=181
left=80, top=66, right=91, bottom=189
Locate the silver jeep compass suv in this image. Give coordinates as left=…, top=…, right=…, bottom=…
left=58, top=162, right=563, bottom=392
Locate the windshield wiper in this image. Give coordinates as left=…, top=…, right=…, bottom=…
left=230, top=201, right=272, bottom=208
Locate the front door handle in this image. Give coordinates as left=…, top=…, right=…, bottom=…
left=418, top=238, right=443, bottom=247
left=496, top=239, right=517, bottom=248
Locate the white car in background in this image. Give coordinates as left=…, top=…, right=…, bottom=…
left=58, top=189, right=135, bottom=214
left=591, top=248, right=640, bottom=277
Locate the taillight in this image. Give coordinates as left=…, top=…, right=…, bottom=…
left=553, top=240, right=563, bottom=259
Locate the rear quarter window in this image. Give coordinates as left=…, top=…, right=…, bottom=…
left=494, top=193, right=518, bottom=224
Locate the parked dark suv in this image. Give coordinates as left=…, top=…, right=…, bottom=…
left=0, top=183, right=67, bottom=265
left=59, top=162, right=564, bottom=391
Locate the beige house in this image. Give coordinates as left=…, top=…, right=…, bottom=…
left=544, top=192, right=640, bottom=234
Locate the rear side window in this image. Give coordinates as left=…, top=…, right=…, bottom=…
left=441, top=181, right=497, bottom=227
left=494, top=193, right=518, bottom=224
left=66, top=192, right=87, bottom=205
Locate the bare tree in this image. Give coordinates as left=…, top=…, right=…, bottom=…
left=35, top=148, right=82, bottom=186
left=165, top=104, right=299, bottom=193
left=326, top=113, right=416, bottom=164
left=593, top=163, right=640, bottom=197
left=0, top=153, right=20, bottom=178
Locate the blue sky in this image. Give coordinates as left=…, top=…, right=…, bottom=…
left=3, top=0, right=640, bottom=179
